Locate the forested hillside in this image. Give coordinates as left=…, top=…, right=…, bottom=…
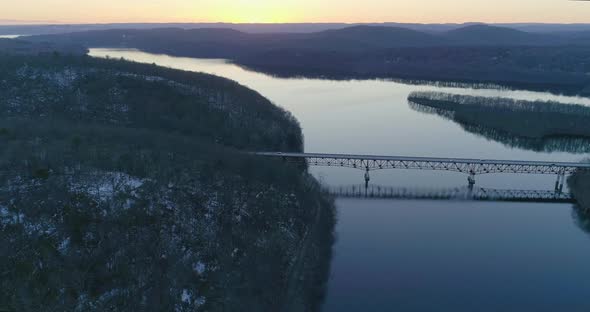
left=25, top=25, right=590, bottom=95
left=569, top=165, right=590, bottom=212
left=0, top=54, right=335, bottom=311
left=0, top=38, right=87, bottom=55
left=239, top=46, right=590, bottom=96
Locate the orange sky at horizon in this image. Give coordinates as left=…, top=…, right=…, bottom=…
left=2, top=0, right=590, bottom=24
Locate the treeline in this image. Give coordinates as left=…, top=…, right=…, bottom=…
left=0, top=38, right=87, bottom=55
left=0, top=54, right=335, bottom=311
left=238, top=46, right=590, bottom=96
left=569, top=165, right=590, bottom=237
left=408, top=92, right=590, bottom=153
left=569, top=166, right=590, bottom=212
left=25, top=26, right=590, bottom=96
left=409, top=91, right=590, bottom=116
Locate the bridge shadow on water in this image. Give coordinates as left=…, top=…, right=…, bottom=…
left=329, top=184, right=590, bottom=237
left=327, top=184, right=575, bottom=204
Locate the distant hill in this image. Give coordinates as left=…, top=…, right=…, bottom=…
left=497, top=23, right=590, bottom=33
left=561, top=30, right=590, bottom=43
left=26, top=24, right=580, bottom=56
left=27, top=28, right=256, bottom=58
left=303, top=26, right=447, bottom=49
left=443, top=24, right=563, bottom=46
left=28, top=26, right=452, bottom=58
left=4, top=22, right=590, bottom=36
left=33, top=25, right=442, bottom=49
left=23, top=25, right=590, bottom=96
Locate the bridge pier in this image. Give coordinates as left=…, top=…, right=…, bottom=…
left=555, top=173, right=565, bottom=193
left=468, top=171, right=476, bottom=190
left=364, top=167, right=370, bottom=190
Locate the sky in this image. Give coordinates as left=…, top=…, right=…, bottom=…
left=1, top=0, right=589, bottom=24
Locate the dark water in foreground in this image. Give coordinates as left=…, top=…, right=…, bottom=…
left=328, top=199, right=590, bottom=312
left=89, top=49, right=590, bottom=311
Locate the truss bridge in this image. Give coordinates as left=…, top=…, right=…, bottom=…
left=255, top=152, right=590, bottom=192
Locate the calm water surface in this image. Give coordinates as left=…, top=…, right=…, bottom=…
left=91, top=48, right=590, bottom=311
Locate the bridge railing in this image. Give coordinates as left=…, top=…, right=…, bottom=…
left=255, top=152, right=590, bottom=175
left=255, top=152, right=590, bottom=193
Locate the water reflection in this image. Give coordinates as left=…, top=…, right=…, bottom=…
left=325, top=198, right=590, bottom=312
left=572, top=207, right=590, bottom=236
left=329, top=184, right=574, bottom=203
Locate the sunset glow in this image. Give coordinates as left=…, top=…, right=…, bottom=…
left=2, top=0, right=590, bottom=24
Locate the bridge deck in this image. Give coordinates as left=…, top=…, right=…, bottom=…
left=257, top=152, right=590, bottom=168
left=255, top=152, right=590, bottom=175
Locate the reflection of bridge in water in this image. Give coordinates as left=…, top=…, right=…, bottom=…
left=329, top=185, right=575, bottom=203
left=256, top=152, right=590, bottom=193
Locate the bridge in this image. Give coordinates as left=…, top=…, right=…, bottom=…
left=329, top=185, right=574, bottom=203
left=256, top=152, right=590, bottom=191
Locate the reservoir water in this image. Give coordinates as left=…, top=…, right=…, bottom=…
left=90, top=48, right=590, bottom=311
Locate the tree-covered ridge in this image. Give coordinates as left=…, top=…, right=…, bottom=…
left=569, top=165, right=590, bottom=212
left=0, top=38, right=87, bottom=55
left=26, top=27, right=590, bottom=96
left=0, top=54, right=334, bottom=311
left=0, top=54, right=302, bottom=152
left=408, top=92, right=590, bottom=153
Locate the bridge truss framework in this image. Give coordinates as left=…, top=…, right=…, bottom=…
left=256, top=152, right=590, bottom=192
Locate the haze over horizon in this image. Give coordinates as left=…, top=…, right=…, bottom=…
left=2, top=0, right=590, bottom=25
